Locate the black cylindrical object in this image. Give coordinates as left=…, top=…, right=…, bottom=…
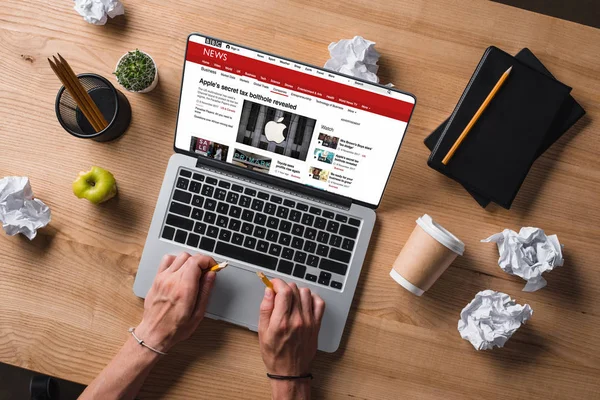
left=30, top=375, right=60, bottom=400
left=55, top=73, right=132, bottom=142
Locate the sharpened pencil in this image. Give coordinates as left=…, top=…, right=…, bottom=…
left=209, top=261, right=228, bottom=272
left=256, top=271, right=275, bottom=292
left=442, top=66, right=512, bottom=165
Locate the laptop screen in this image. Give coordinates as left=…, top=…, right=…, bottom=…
left=174, top=34, right=416, bottom=207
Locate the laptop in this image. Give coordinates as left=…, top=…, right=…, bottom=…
left=133, top=33, right=416, bottom=352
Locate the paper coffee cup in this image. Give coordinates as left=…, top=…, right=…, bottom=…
left=390, top=214, right=464, bottom=296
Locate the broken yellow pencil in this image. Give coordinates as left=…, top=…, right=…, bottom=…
left=256, top=271, right=275, bottom=292
left=209, top=261, right=228, bottom=272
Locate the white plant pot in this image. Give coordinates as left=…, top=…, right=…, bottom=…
left=115, top=51, right=159, bottom=93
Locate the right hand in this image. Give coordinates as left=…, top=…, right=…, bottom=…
left=258, top=279, right=326, bottom=376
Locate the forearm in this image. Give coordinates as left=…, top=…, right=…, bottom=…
left=79, top=336, right=160, bottom=400
left=270, top=380, right=311, bottom=400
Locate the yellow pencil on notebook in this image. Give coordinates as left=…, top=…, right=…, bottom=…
left=442, top=66, right=513, bottom=165
left=256, top=271, right=275, bottom=292
left=209, top=261, right=228, bottom=272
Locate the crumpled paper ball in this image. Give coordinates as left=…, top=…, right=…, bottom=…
left=0, top=177, right=51, bottom=240
left=458, top=290, right=532, bottom=350
left=324, top=36, right=382, bottom=83
left=73, top=0, right=124, bottom=25
left=482, top=227, right=563, bottom=292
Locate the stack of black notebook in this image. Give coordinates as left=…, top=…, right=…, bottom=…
left=425, top=47, right=585, bottom=209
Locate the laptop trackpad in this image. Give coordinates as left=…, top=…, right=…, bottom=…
left=206, top=265, right=266, bottom=330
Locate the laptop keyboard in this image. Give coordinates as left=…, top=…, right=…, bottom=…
left=160, top=168, right=362, bottom=291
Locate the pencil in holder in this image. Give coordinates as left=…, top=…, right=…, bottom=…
left=55, top=73, right=131, bottom=142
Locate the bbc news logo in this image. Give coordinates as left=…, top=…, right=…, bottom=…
left=205, top=38, right=222, bottom=48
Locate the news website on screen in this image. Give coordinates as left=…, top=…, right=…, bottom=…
left=175, top=35, right=415, bottom=205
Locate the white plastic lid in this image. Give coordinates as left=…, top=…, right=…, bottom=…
left=389, top=269, right=424, bottom=296
left=416, top=214, right=465, bottom=256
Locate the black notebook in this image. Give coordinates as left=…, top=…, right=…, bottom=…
left=427, top=46, right=572, bottom=209
left=424, top=48, right=586, bottom=207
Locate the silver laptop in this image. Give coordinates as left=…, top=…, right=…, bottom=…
left=133, top=33, right=416, bottom=352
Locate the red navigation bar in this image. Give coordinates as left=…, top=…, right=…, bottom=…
left=186, top=42, right=414, bottom=122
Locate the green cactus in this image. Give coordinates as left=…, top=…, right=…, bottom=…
left=114, top=49, right=156, bottom=92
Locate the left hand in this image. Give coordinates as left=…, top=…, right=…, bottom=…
left=135, top=253, right=217, bottom=353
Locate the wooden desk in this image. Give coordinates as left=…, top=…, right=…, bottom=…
left=1, top=0, right=599, bottom=398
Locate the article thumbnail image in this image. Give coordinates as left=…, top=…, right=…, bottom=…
left=232, top=148, right=272, bottom=173
left=236, top=100, right=316, bottom=161
left=313, top=148, right=335, bottom=164
left=317, top=133, right=339, bottom=150
left=190, top=136, right=229, bottom=161
left=308, top=166, right=329, bottom=182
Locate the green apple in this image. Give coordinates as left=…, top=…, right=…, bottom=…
left=73, top=166, right=118, bottom=204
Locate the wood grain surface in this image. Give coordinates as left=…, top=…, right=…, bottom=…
left=1, top=0, right=599, bottom=398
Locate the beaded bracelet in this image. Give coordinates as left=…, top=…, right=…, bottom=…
left=267, top=373, right=313, bottom=380
left=128, top=327, right=168, bottom=356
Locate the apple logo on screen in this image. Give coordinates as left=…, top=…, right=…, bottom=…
left=264, top=117, right=286, bottom=144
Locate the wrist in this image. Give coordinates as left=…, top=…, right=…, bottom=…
left=270, top=379, right=311, bottom=400
left=264, top=361, right=311, bottom=377
left=124, top=334, right=162, bottom=366
left=134, top=321, right=173, bottom=353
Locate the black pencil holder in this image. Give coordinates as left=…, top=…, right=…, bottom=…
left=55, top=73, right=131, bottom=142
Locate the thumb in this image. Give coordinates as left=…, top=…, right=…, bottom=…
left=258, top=287, right=275, bottom=335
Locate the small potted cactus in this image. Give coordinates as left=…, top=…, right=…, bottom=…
left=114, top=49, right=158, bottom=93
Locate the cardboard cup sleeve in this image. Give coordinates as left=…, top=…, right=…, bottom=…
left=390, top=214, right=465, bottom=296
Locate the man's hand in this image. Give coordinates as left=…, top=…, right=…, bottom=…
left=80, top=252, right=217, bottom=400
left=135, top=252, right=217, bottom=353
left=258, top=279, right=325, bottom=375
